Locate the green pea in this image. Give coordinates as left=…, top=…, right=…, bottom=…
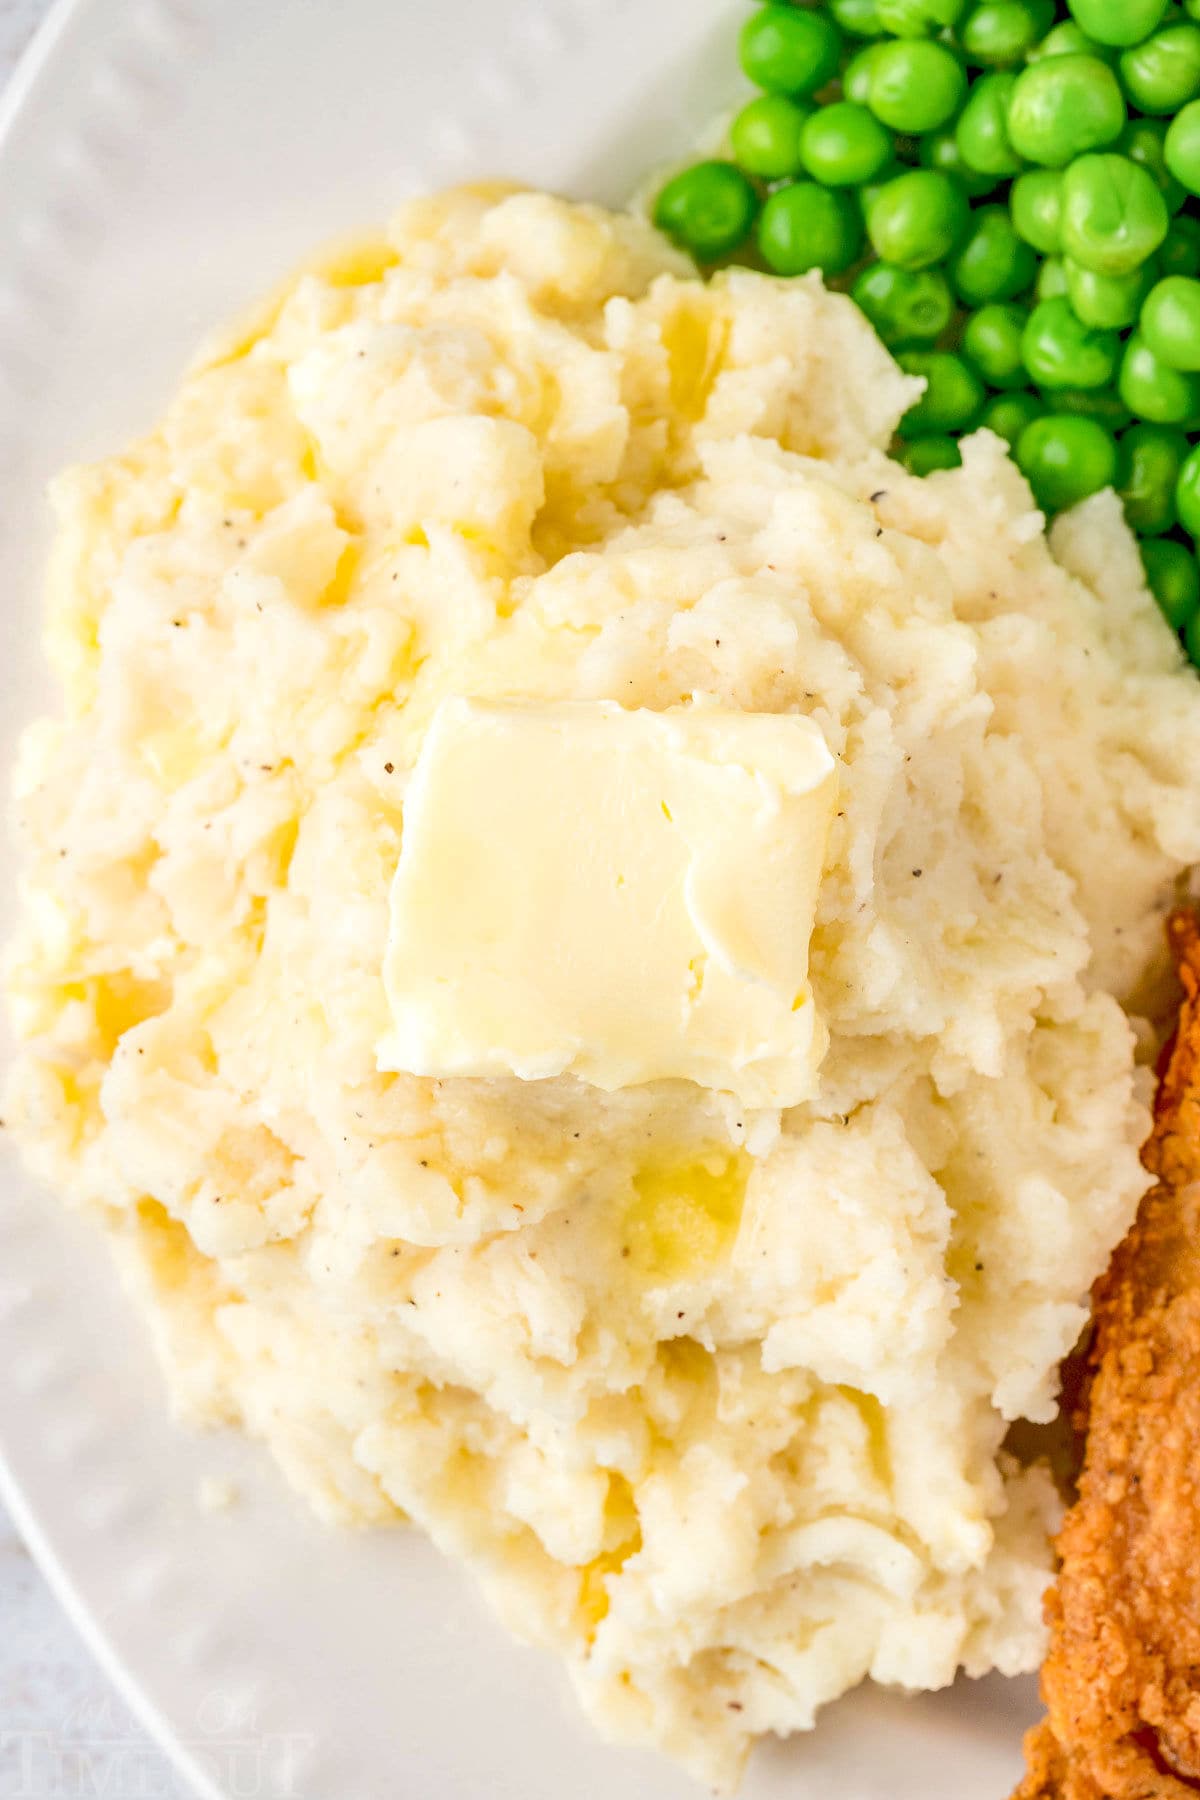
left=858, top=161, right=907, bottom=219
left=1045, top=386, right=1134, bottom=430
left=1065, top=256, right=1156, bottom=327
left=918, top=127, right=998, bottom=195
left=654, top=161, right=759, bottom=261
left=950, top=205, right=1038, bottom=303
left=800, top=101, right=893, bottom=184
left=757, top=181, right=863, bottom=274
left=1060, top=153, right=1169, bottom=275
left=843, top=42, right=886, bottom=102
left=899, top=434, right=964, bottom=474
left=1119, top=22, right=1200, bottom=111
left=866, top=168, right=970, bottom=268
left=830, top=0, right=883, bottom=36
left=1015, top=413, right=1119, bottom=512
left=1119, top=119, right=1187, bottom=211
left=1036, top=256, right=1070, bottom=299
left=867, top=39, right=967, bottom=131
left=1065, top=0, right=1170, bottom=47
left=1142, top=275, right=1200, bottom=370
left=1176, top=440, right=1200, bottom=534
left=961, top=0, right=1056, bottom=65
left=1010, top=169, right=1065, bottom=253
left=1022, top=295, right=1121, bottom=389
left=898, top=348, right=986, bottom=432
left=1006, top=55, right=1126, bottom=168
left=875, top=0, right=967, bottom=33
left=1165, top=99, right=1200, bottom=194
left=963, top=302, right=1030, bottom=388
left=730, top=95, right=809, bottom=179
left=1118, top=423, right=1188, bottom=532
left=740, top=5, right=843, bottom=97
left=955, top=71, right=1024, bottom=176
left=1028, top=21, right=1113, bottom=59
left=852, top=261, right=956, bottom=343
left=1119, top=331, right=1200, bottom=421
left=979, top=389, right=1045, bottom=444
left=1161, top=213, right=1200, bottom=276
left=1142, top=537, right=1200, bottom=628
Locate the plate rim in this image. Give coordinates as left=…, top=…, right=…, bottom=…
left=0, top=7, right=229, bottom=1786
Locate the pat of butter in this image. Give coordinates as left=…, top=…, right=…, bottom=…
left=379, top=698, right=837, bottom=1108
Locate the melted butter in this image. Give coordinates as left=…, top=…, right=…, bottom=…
left=316, top=239, right=400, bottom=290
left=139, top=722, right=212, bottom=788
left=579, top=1547, right=629, bottom=1637
left=578, top=1475, right=643, bottom=1641
left=319, top=537, right=363, bottom=608
left=623, top=1148, right=749, bottom=1281
left=87, top=972, right=170, bottom=1056
left=196, top=234, right=399, bottom=374
left=663, top=297, right=729, bottom=424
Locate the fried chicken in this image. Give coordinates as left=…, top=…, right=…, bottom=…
left=1014, top=910, right=1200, bottom=1800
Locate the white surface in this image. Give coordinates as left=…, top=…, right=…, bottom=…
left=0, top=22, right=181, bottom=1800
left=0, top=2, right=1043, bottom=1797
left=0, top=1510, right=190, bottom=1797
left=0, top=0, right=46, bottom=71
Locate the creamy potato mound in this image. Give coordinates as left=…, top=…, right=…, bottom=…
left=9, top=186, right=1200, bottom=1787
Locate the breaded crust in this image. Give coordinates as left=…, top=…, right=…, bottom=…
left=1015, top=912, right=1200, bottom=1799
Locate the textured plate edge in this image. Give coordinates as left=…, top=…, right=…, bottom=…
left=0, top=0, right=88, bottom=149
left=0, top=1445, right=228, bottom=1800
left=0, top=5, right=229, bottom=1794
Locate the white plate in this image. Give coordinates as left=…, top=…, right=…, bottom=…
left=0, top=3, right=1042, bottom=1795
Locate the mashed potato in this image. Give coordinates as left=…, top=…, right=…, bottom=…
left=9, top=186, right=1200, bottom=1788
